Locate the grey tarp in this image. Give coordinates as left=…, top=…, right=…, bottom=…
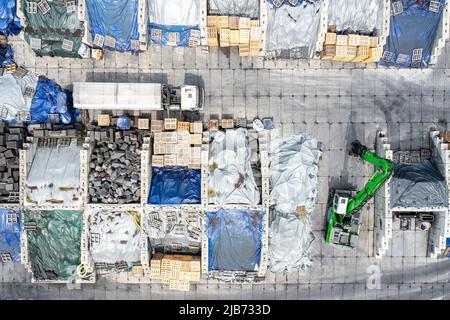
left=209, top=0, right=259, bottom=18
left=328, top=0, right=380, bottom=33
left=390, top=159, right=448, bottom=208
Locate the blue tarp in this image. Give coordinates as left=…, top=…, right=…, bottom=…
left=206, top=208, right=264, bottom=272
left=86, top=0, right=139, bottom=52
left=149, top=166, right=201, bottom=205
left=0, top=43, right=13, bottom=66
left=380, top=0, right=445, bottom=68
left=0, top=208, right=21, bottom=262
left=0, top=0, right=22, bottom=36
left=30, top=78, right=80, bottom=124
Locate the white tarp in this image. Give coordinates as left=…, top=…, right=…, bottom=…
left=269, top=133, right=322, bottom=214
left=328, top=0, right=380, bottom=33
left=0, top=72, right=37, bottom=121
left=269, top=213, right=314, bottom=272
left=209, top=0, right=259, bottom=18
left=265, top=1, right=322, bottom=57
left=26, top=139, right=81, bottom=206
left=148, top=0, right=200, bottom=26
left=208, top=128, right=260, bottom=205
left=89, top=211, right=141, bottom=264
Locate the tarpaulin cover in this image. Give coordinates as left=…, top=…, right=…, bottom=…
left=0, top=0, right=22, bottom=36
left=21, top=0, right=82, bottom=58
left=89, top=210, right=141, bottom=265
left=26, top=138, right=81, bottom=206
left=206, top=208, right=264, bottom=272
left=0, top=71, right=38, bottom=123
left=390, top=159, right=448, bottom=208
left=269, top=212, right=313, bottom=272
left=266, top=0, right=320, bottom=8
left=209, top=0, right=259, bottom=18
left=0, top=208, right=21, bottom=262
left=25, top=210, right=82, bottom=281
left=117, top=115, right=131, bottom=129
left=30, top=77, right=80, bottom=124
left=269, top=133, right=322, bottom=214
left=149, top=166, right=201, bottom=205
left=265, top=0, right=322, bottom=58
left=86, top=0, right=139, bottom=52
left=0, top=43, right=13, bottom=66
left=145, top=209, right=202, bottom=253
left=380, top=0, right=445, bottom=68
left=148, top=0, right=200, bottom=47
left=208, top=129, right=260, bottom=205
left=328, top=0, right=380, bottom=33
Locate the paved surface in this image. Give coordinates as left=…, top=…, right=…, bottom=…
left=1, top=37, right=449, bottom=300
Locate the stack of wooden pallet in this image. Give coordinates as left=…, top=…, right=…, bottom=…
left=206, top=15, right=262, bottom=56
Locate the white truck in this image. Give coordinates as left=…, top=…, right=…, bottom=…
left=72, top=82, right=204, bottom=111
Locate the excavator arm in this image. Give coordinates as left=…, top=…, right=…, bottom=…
left=325, top=140, right=394, bottom=248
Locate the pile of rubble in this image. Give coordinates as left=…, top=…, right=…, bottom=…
left=88, top=128, right=142, bottom=204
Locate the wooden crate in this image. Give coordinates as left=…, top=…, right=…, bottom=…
left=164, top=154, right=177, bottom=166
left=229, top=16, right=240, bottom=30
left=207, top=27, right=219, bottom=47
left=177, top=131, right=190, bottom=144
left=364, top=46, right=383, bottom=63
left=153, top=143, right=165, bottom=155
left=342, top=46, right=357, bottom=62
left=250, top=20, right=260, bottom=28
left=239, top=17, right=251, bottom=29
left=190, top=134, right=202, bottom=145
left=333, top=45, right=347, bottom=61
left=320, top=45, right=336, bottom=60
left=369, top=36, right=379, bottom=48
left=164, top=118, right=177, bottom=130
left=230, top=30, right=240, bottom=46
left=353, top=46, right=370, bottom=62
left=239, top=29, right=250, bottom=44
left=151, top=119, right=164, bottom=132
left=239, top=43, right=249, bottom=56
left=177, top=121, right=190, bottom=131
left=358, top=35, right=370, bottom=47
left=217, top=16, right=229, bottom=28
left=324, top=32, right=337, bottom=45
left=336, top=35, right=348, bottom=46
left=138, top=118, right=149, bottom=130
left=219, top=28, right=230, bottom=47
left=348, top=34, right=359, bottom=47
left=250, top=27, right=262, bottom=41
left=163, top=131, right=178, bottom=144
left=190, top=122, right=203, bottom=134
left=207, top=16, right=218, bottom=27
left=221, top=119, right=234, bottom=128
left=152, top=155, right=164, bottom=167
left=154, top=132, right=164, bottom=144
left=164, top=144, right=177, bottom=155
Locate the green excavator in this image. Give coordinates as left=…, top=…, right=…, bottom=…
left=325, top=140, right=394, bottom=248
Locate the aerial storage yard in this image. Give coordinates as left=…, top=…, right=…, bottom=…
left=0, top=0, right=449, bottom=301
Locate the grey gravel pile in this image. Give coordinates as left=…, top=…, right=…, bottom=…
left=88, top=128, right=142, bottom=204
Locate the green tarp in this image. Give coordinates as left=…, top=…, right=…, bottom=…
left=25, top=210, right=82, bottom=281
left=21, top=0, right=83, bottom=58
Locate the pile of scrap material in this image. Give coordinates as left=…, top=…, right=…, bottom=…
left=268, top=133, right=322, bottom=272
left=265, top=0, right=322, bottom=59
left=148, top=0, right=201, bottom=47
left=88, top=128, right=142, bottom=204
left=207, top=15, right=262, bottom=56
left=20, top=0, right=83, bottom=58
left=25, top=210, right=82, bottom=281
left=26, top=138, right=81, bottom=206
left=88, top=210, right=141, bottom=273
left=145, top=209, right=202, bottom=254
left=150, top=253, right=201, bottom=291
left=0, top=208, right=21, bottom=262
left=208, top=127, right=260, bottom=205
left=209, top=0, right=260, bottom=18
left=380, top=0, right=446, bottom=68
left=0, top=125, right=28, bottom=202
left=390, top=159, right=448, bottom=209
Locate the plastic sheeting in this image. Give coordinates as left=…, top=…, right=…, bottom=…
left=0, top=71, right=38, bottom=123
left=266, top=0, right=320, bottom=7
left=0, top=208, right=21, bottom=262
left=380, top=0, right=445, bottom=68
left=0, top=0, right=22, bottom=36
left=269, top=133, right=321, bottom=214
left=390, top=159, right=448, bottom=208
left=149, top=166, right=201, bottom=205
left=208, top=129, right=260, bottom=205
left=30, top=78, right=79, bottom=124
left=0, top=43, right=13, bottom=66
left=26, top=139, right=81, bottom=206
left=86, top=0, right=139, bottom=52
left=209, top=0, right=259, bottom=18
left=269, top=212, right=313, bottom=272
left=148, top=0, right=200, bottom=47
left=21, top=0, right=82, bottom=58
left=206, top=208, right=264, bottom=272
left=88, top=210, right=141, bottom=265
left=265, top=0, right=322, bottom=58
left=328, top=0, right=380, bottom=33
left=145, top=209, right=202, bottom=253
left=26, top=210, right=82, bottom=281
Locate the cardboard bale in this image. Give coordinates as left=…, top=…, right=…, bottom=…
left=230, top=30, right=240, bottom=46
left=177, top=121, right=190, bottom=131
left=348, top=34, right=359, bottom=46
left=336, top=35, right=348, bottom=46
left=164, top=131, right=178, bottom=144
left=151, top=120, right=164, bottom=132
left=164, top=118, right=177, bottom=131
left=217, top=16, right=229, bottom=28
left=138, top=118, right=149, bottom=130
left=221, top=118, right=234, bottom=129
left=190, top=122, right=203, bottom=134
left=321, top=45, right=336, bottom=60
left=324, top=32, right=337, bottom=45
left=153, top=143, right=165, bottom=155
left=190, top=134, right=202, bottom=145
left=219, top=28, right=230, bottom=47
left=207, top=27, right=219, bottom=47
left=98, top=114, right=110, bottom=126
left=208, top=119, right=219, bottom=131
left=207, top=15, right=218, bottom=27
left=239, top=17, right=251, bottom=29
left=152, top=155, right=164, bottom=167
left=229, top=16, right=240, bottom=30
left=177, top=131, right=190, bottom=144
left=164, top=155, right=177, bottom=166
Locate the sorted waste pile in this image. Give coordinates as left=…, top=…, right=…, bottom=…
left=26, top=138, right=81, bottom=206
left=208, top=127, right=260, bottom=205
left=25, top=210, right=82, bottom=281
left=268, top=133, right=321, bottom=272
left=0, top=208, right=21, bottom=262
left=88, top=128, right=142, bottom=204
left=150, top=253, right=201, bottom=291
left=0, top=124, right=28, bottom=202
left=88, top=210, right=141, bottom=272
left=145, top=209, right=202, bottom=254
